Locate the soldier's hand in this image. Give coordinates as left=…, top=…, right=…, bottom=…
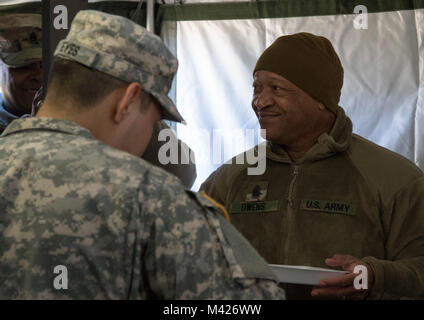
left=310, top=254, right=374, bottom=300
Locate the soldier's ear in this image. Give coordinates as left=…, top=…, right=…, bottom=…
left=114, top=83, right=141, bottom=123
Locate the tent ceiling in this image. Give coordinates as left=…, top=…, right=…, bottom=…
left=0, top=0, right=250, bottom=6
left=0, top=0, right=142, bottom=5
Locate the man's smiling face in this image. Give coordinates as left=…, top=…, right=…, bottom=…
left=252, top=70, right=326, bottom=146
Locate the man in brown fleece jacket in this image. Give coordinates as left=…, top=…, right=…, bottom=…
left=201, top=32, right=424, bottom=299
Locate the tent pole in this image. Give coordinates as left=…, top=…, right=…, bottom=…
left=146, top=0, right=155, bottom=33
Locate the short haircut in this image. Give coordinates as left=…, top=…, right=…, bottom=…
left=46, top=57, right=152, bottom=111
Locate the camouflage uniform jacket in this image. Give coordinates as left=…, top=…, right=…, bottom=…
left=201, top=107, right=424, bottom=299
left=0, top=117, right=284, bottom=300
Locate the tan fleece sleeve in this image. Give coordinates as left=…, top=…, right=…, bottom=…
left=363, top=177, right=424, bottom=299
left=199, top=169, right=227, bottom=205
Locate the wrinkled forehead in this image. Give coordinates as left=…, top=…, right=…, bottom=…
left=253, top=70, right=292, bottom=85
left=252, top=69, right=317, bottom=100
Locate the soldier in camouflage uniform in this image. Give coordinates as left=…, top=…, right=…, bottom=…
left=0, top=10, right=284, bottom=300
left=0, top=13, right=195, bottom=188
left=0, top=14, right=42, bottom=132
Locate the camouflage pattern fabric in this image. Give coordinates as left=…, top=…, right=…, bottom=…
left=0, top=14, right=42, bottom=68
left=0, top=117, right=284, bottom=300
left=54, top=10, right=184, bottom=123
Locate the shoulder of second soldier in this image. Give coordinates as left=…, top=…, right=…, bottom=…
left=137, top=157, right=188, bottom=192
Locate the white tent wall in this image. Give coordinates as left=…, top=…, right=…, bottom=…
left=159, top=4, right=424, bottom=190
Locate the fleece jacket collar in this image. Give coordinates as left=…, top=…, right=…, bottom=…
left=266, top=106, right=353, bottom=164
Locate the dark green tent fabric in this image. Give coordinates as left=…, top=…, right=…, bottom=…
left=2, top=0, right=424, bottom=35
left=0, top=1, right=147, bottom=27
left=155, top=0, right=424, bottom=34
left=157, top=0, right=424, bottom=21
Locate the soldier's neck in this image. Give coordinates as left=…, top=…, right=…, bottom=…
left=283, top=114, right=336, bottom=160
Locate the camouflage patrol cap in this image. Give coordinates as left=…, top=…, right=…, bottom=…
left=54, top=10, right=184, bottom=123
left=0, top=14, right=42, bottom=68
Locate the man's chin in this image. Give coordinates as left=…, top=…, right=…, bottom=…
left=260, top=131, right=280, bottom=142
left=259, top=130, right=288, bottom=145
left=258, top=125, right=275, bottom=138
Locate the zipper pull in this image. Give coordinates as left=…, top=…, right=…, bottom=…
left=288, top=198, right=293, bottom=208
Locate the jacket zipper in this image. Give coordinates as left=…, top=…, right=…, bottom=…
left=287, top=165, right=300, bottom=207
left=281, top=165, right=300, bottom=264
